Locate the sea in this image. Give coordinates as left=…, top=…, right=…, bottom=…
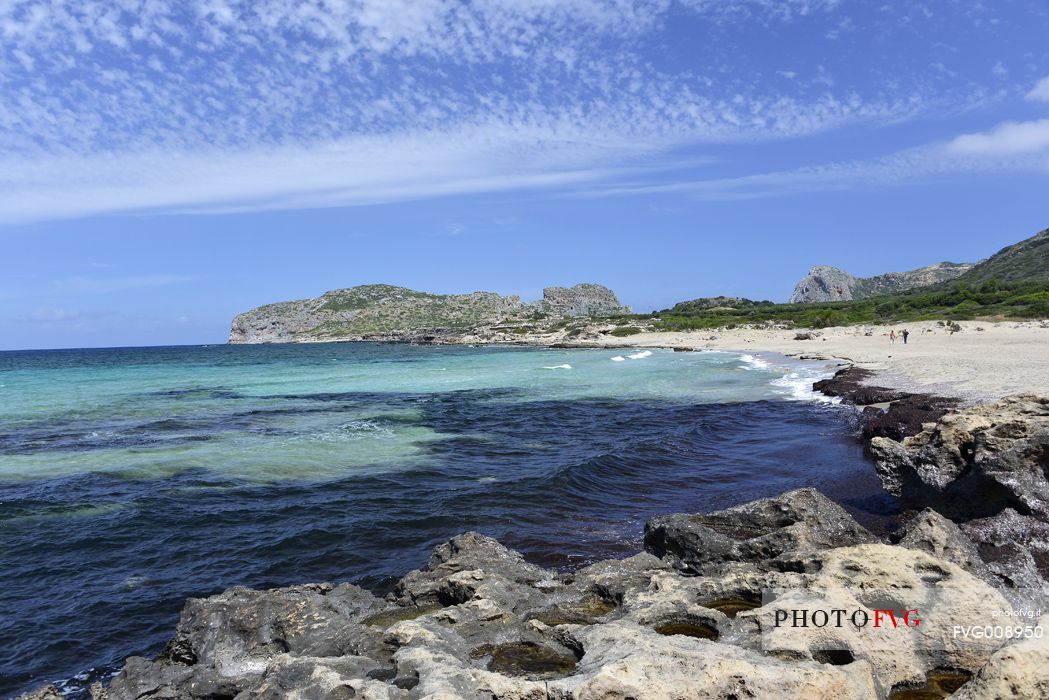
left=0, top=343, right=893, bottom=697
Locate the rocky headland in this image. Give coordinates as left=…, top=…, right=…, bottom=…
left=228, top=284, right=630, bottom=345
left=788, top=227, right=1049, bottom=304
left=788, top=262, right=974, bottom=304
left=25, top=392, right=1049, bottom=700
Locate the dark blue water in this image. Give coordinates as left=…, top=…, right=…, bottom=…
left=0, top=344, right=888, bottom=697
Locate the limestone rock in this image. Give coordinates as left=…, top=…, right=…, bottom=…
left=759, top=544, right=1012, bottom=690
left=93, top=488, right=1043, bottom=699
left=643, top=488, right=875, bottom=575
left=241, top=655, right=409, bottom=699
left=391, top=532, right=553, bottom=608
left=789, top=262, right=973, bottom=304
left=103, top=582, right=388, bottom=699
left=538, top=284, right=630, bottom=317
left=960, top=509, right=1049, bottom=591
left=898, top=508, right=991, bottom=581
left=228, top=283, right=628, bottom=343
left=952, top=615, right=1049, bottom=699
left=870, top=395, right=1049, bottom=520
left=558, top=621, right=879, bottom=700
left=790, top=265, right=859, bottom=303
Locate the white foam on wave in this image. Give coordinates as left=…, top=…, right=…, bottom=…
left=610, top=356, right=626, bottom=362
left=733, top=351, right=840, bottom=403
left=542, top=364, right=572, bottom=370
left=739, top=354, right=771, bottom=370
left=626, top=350, right=652, bottom=360
left=295, top=419, right=398, bottom=443
left=770, top=366, right=841, bottom=403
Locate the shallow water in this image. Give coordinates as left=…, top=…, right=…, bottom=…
left=0, top=343, right=889, bottom=696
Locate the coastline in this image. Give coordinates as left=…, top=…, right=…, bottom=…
left=54, top=396, right=1049, bottom=699
left=557, top=319, right=1049, bottom=406
left=240, top=318, right=1049, bottom=406
left=16, top=339, right=1049, bottom=699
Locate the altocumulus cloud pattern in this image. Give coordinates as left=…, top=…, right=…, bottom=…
left=0, top=0, right=1048, bottom=224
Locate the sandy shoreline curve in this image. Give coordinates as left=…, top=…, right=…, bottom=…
left=580, top=319, right=1049, bottom=405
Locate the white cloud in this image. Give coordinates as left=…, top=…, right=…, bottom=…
left=0, top=0, right=1021, bottom=225
left=0, top=121, right=658, bottom=223
left=0, top=88, right=942, bottom=224
left=946, top=119, right=1049, bottom=157
left=574, top=132, right=1049, bottom=202
left=679, top=0, right=841, bottom=22
left=1027, top=75, right=1049, bottom=103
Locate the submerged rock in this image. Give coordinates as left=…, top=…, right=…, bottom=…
left=15, top=685, right=65, bottom=700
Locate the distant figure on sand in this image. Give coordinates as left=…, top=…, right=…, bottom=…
left=902, top=329, right=910, bottom=344
left=889, top=330, right=896, bottom=343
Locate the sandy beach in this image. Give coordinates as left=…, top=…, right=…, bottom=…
left=594, top=320, right=1049, bottom=404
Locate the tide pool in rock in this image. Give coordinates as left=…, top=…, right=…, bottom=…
left=0, top=343, right=884, bottom=698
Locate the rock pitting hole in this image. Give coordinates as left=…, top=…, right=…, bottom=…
left=470, top=641, right=579, bottom=679
left=812, top=648, right=855, bottom=666
left=654, top=621, right=719, bottom=641
left=700, top=595, right=761, bottom=618
left=889, top=669, right=973, bottom=699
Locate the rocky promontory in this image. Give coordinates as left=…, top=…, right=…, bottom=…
left=228, top=284, right=631, bottom=344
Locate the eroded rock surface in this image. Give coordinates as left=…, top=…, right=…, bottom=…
left=788, top=262, right=973, bottom=303
left=67, top=487, right=1046, bottom=700
left=643, top=488, right=876, bottom=575
left=952, top=615, right=1049, bottom=700
left=870, top=395, right=1049, bottom=520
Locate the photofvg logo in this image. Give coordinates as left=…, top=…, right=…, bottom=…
left=773, top=607, right=922, bottom=630
left=757, top=588, right=1047, bottom=657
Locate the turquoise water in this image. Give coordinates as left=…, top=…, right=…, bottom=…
left=0, top=343, right=884, bottom=697
left=0, top=344, right=819, bottom=483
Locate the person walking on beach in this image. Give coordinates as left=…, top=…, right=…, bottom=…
left=902, top=329, right=910, bottom=344
left=889, top=330, right=896, bottom=343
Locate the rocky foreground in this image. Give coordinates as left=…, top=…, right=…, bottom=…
left=24, top=397, right=1049, bottom=700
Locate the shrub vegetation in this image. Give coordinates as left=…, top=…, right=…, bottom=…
left=635, top=278, right=1049, bottom=331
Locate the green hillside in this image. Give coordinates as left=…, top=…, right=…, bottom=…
left=649, top=227, right=1049, bottom=330
left=951, top=228, right=1049, bottom=285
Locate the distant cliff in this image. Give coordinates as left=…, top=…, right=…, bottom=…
left=789, top=261, right=974, bottom=303
left=229, top=283, right=630, bottom=344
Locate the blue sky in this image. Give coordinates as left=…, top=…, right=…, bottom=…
left=1, top=0, right=1048, bottom=350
